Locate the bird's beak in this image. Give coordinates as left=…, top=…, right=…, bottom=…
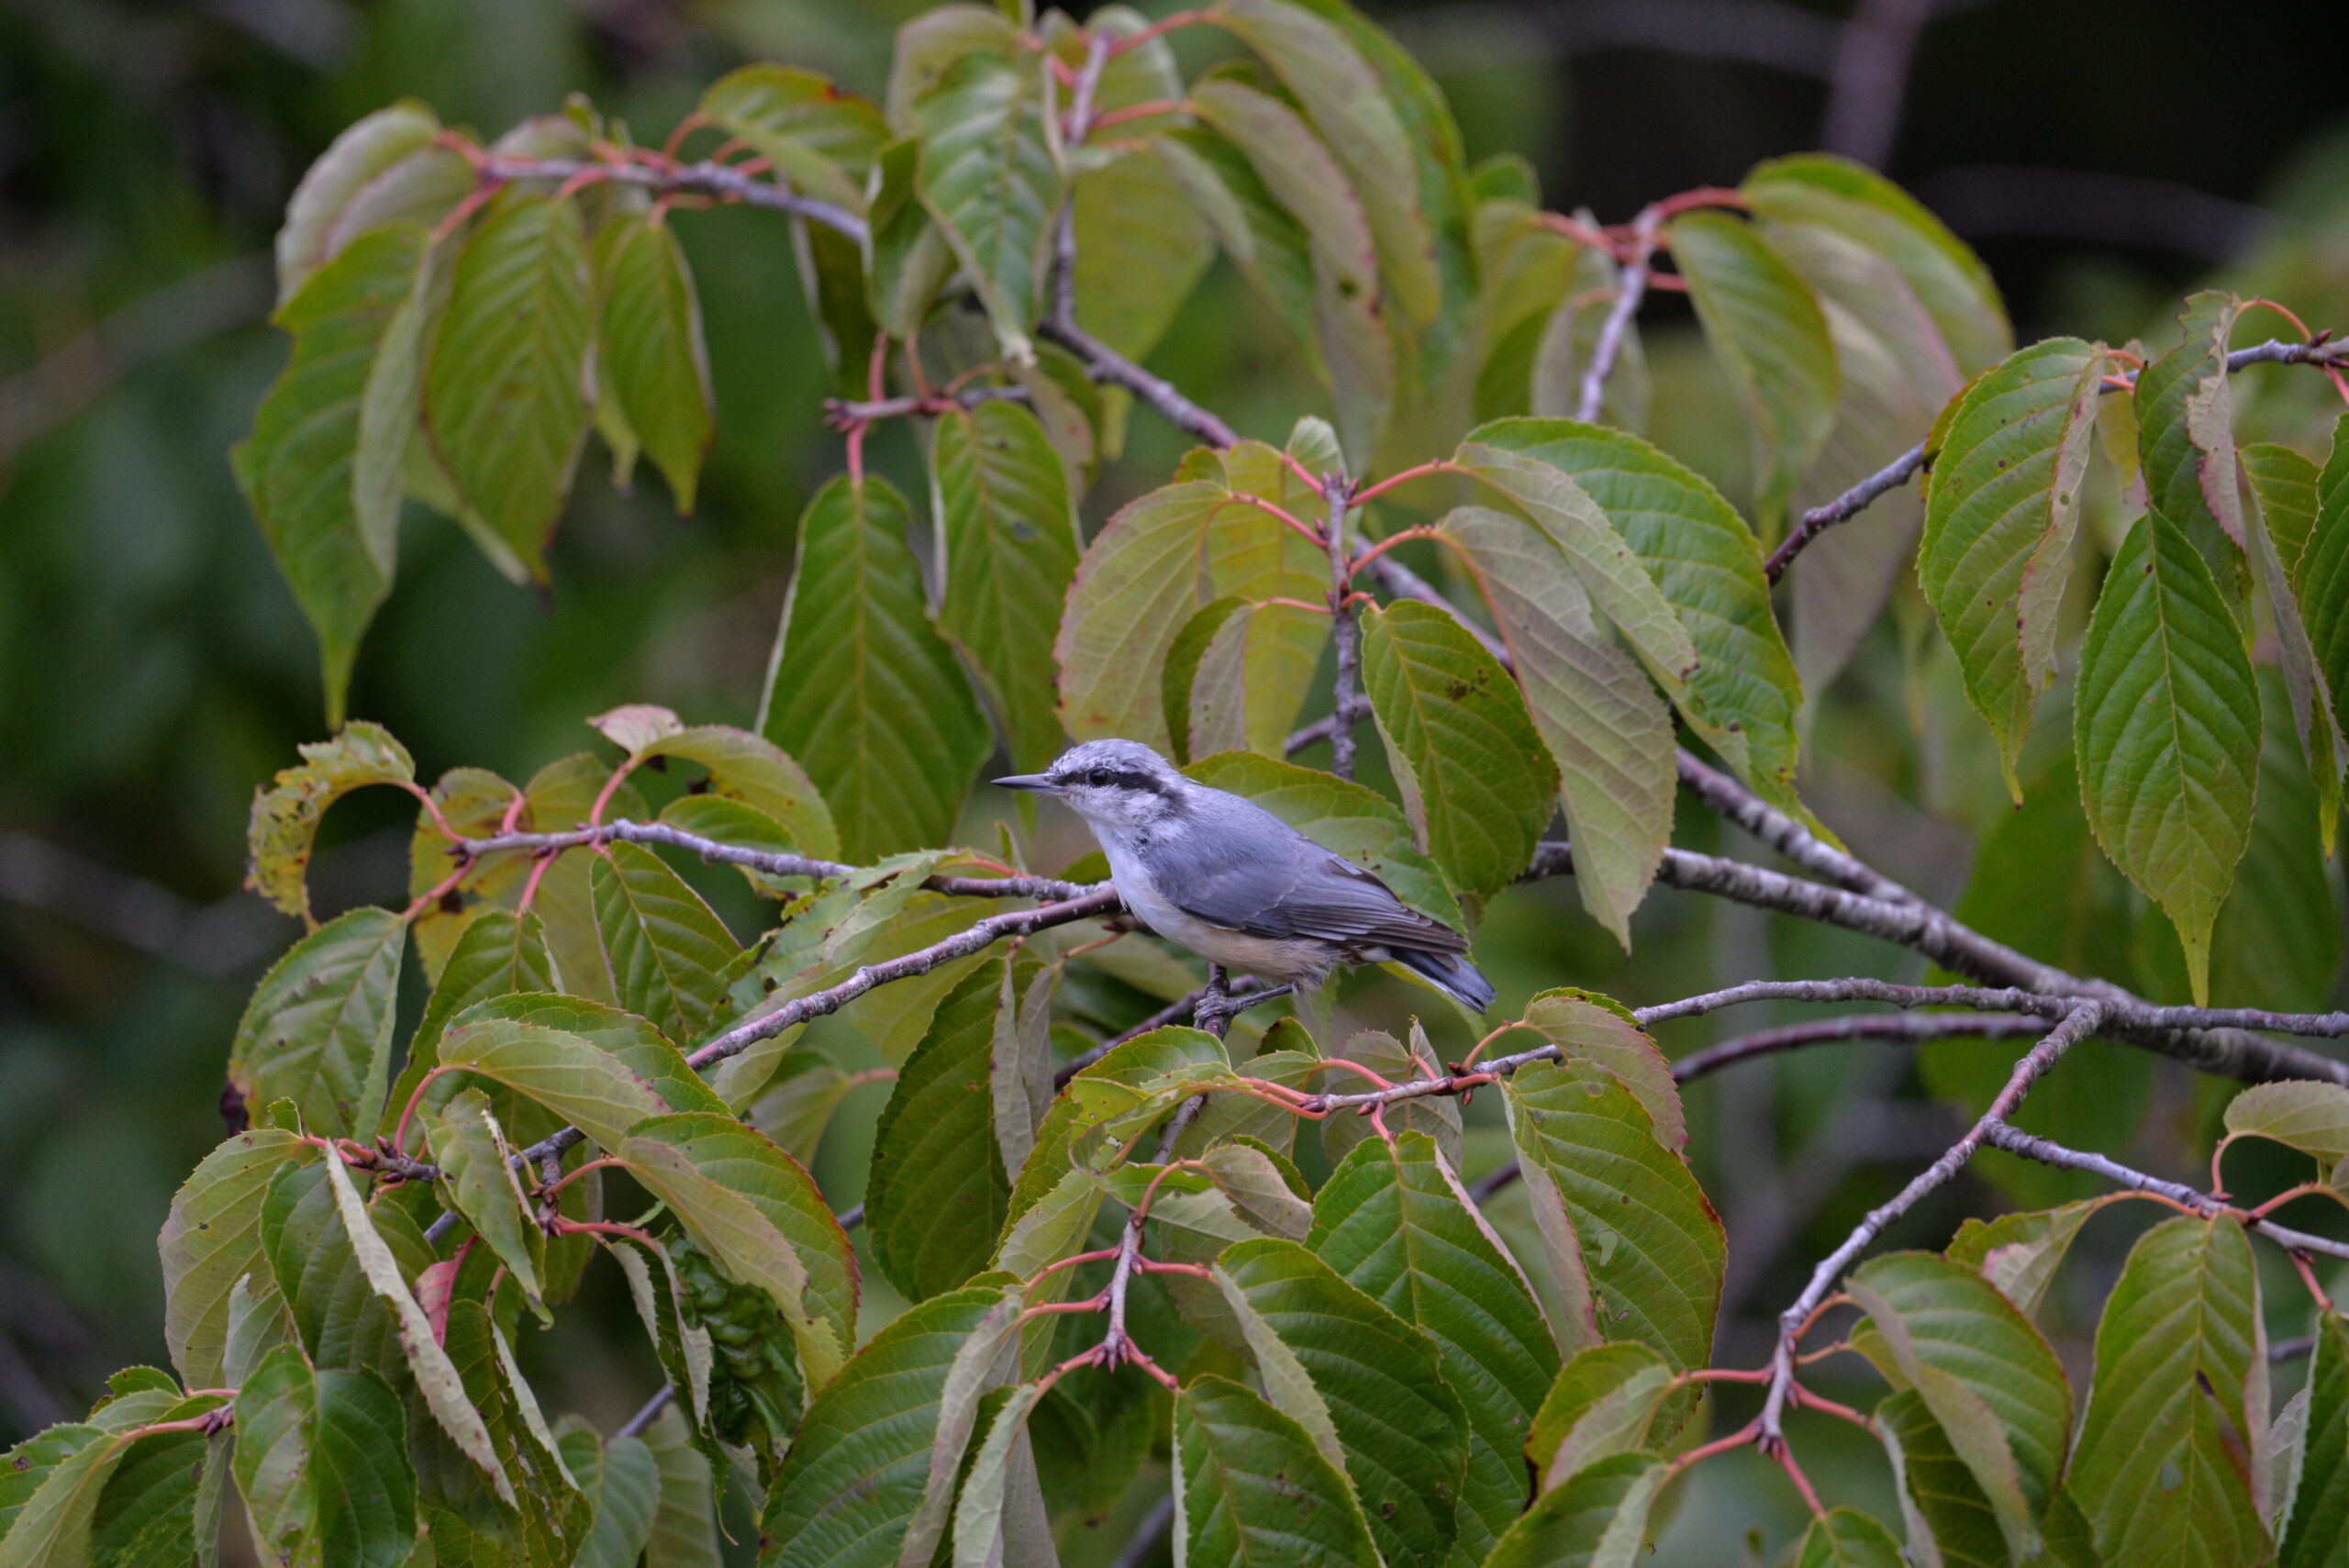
left=993, top=773, right=1061, bottom=794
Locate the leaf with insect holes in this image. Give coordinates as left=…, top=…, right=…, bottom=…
left=245, top=722, right=417, bottom=925
left=1435, top=504, right=1674, bottom=947
left=757, top=1284, right=1014, bottom=1568
left=1359, top=600, right=1556, bottom=896
left=866, top=957, right=1016, bottom=1301
left=424, top=192, right=595, bottom=582
left=1667, top=210, right=1839, bottom=526
left=226, top=906, right=405, bottom=1141
left=1309, top=1130, right=1556, bottom=1558
left=2073, top=509, right=2261, bottom=1005
left=1174, top=1374, right=1383, bottom=1568
left=934, top=399, right=1081, bottom=773
left=1918, top=338, right=2109, bottom=792
left=1504, top=1057, right=1725, bottom=1379
left=1479, top=1451, right=1665, bottom=1568
left=158, top=1128, right=308, bottom=1391
left=595, top=213, right=713, bottom=513
left=763, top=474, right=992, bottom=860
left=233, top=229, right=426, bottom=726
left=2067, top=1216, right=2270, bottom=1566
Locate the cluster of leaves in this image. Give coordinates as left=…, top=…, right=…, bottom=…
left=24, top=0, right=2349, bottom=1561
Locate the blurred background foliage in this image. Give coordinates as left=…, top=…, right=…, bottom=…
left=6, top=0, right=2349, bottom=1560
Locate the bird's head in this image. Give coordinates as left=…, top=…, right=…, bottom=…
left=996, top=739, right=1186, bottom=831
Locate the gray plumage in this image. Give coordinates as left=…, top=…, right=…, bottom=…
left=995, top=739, right=1495, bottom=1012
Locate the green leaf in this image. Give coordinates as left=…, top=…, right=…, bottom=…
left=440, top=1297, right=592, bottom=1563
left=1055, top=479, right=1322, bottom=752
left=233, top=228, right=425, bottom=723
left=595, top=213, right=713, bottom=512
left=1525, top=1343, right=1674, bottom=1490
left=1183, top=750, right=1463, bottom=929
left=619, top=1112, right=856, bottom=1385
left=2137, top=292, right=2251, bottom=553
left=1215, top=1238, right=1471, bottom=1568
left=1666, top=211, right=1839, bottom=526
left=2247, top=453, right=2349, bottom=856
left=1174, top=1373, right=1382, bottom=1568
left=1503, top=1057, right=1725, bottom=1375
left=641, top=1404, right=722, bottom=1568
left=633, top=723, right=840, bottom=862
left=868, top=957, right=1015, bottom=1301
left=749, top=1051, right=862, bottom=1166
left=915, top=52, right=1058, bottom=357
left=2245, top=441, right=2322, bottom=589
left=0, top=1388, right=190, bottom=1568
left=1359, top=600, right=1557, bottom=896
left=895, top=1286, right=1028, bottom=1565
left=1186, top=600, right=1331, bottom=762
left=590, top=840, right=741, bottom=1047
left=317, top=1154, right=513, bottom=1505
left=1876, top=1388, right=2009, bottom=1568
left=1210, top=0, right=1439, bottom=325
left=1319, top=1027, right=1464, bottom=1169
left=2222, top=1080, right=2349, bottom=1164
left=158, top=1128, right=306, bottom=1390
left=451, top=992, right=729, bottom=1119
left=1846, top=1251, right=2073, bottom=1561
left=947, top=1381, right=1050, bottom=1568
left=1945, top=1196, right=2114, bottom=1318
left=1008, top=1027, right=1229, bottom=1220
left=697, top=63, right=886, bottom=213
left=2074, top=509, right=2263, bottom=1004
left=2303, top=413, right=2349, bottom=748
left=1433, top=505, right=1675, bottom=946
left=934, top=399, right=1081, bottom=772
left=1072, top=136, right=1216, bottom=365
left=1460, top=420, right=1808, bottom=819
left=559, top=1425, right=661, bottom=1568
left=424, top=192, right=594, bottom=582
left=261, top=1162, right=419, bottom=1375
left=435, top=1016, right=671, bottom=1150
left=86, top=1406, right=217, bottom=1568
left=227, top=906, right=405, bottom=1140
left=1793, top=1507, right=1907, bottom=1568
left=245, top=722, right=417, bottom=924
left=1513, top=989, right=1684, bottom=1150
left=2281, top=1313, right=2349, bottom=1567
left=232, top=1343, right=416, bottom=1568
left=274, top=102, right=471, bottom=301
left=1477, top=1450, right=1665, bottom=1568
left=1918, top=338, right=2109, bottom=788
left=405, top=911, right=557, bottom=1092
left=420, top=1086, right=544, bottom=1308
left=2068, top=1216, right=2270, bottom=1567
left=1309, top=1129, right=1558, bottom=1559
left=1187, top=77, right=1377, bottom=315
left=762, top=474, right=992, bottom=860
left=1742, top=153, right=2010, bottom=374
left=757, top=1284, right=1010, bottom=1568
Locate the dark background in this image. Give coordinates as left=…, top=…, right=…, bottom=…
left=5, top=0, right=2347, bottom=1556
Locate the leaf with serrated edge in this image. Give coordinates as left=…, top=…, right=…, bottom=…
left=915, top=53, right=1058, bottom=358
left=2137, top=291, right=2250, bottom=550
left=2074, top=509, right=2261, bottom=1004
left=759, top=1284, right=1011, bottom=1568
left=1918, top=338, right=2108, bottom=791
left=1504, top=1058, right=1725, bottom=1381
left=641, top=1401, right=722, bottom=1568
left=763, top=474, right=992, bottom=860
left=232, top=1343, right=415, bottom=1568
left=420, top=1087, right=543, bottom=1307
left=1517, top=989, right=1684, bottom=1149
left=227, top=906, right=405, bottom=1140
left=1479, top=1450, right=1665, bottom=1568
left=1945, top=1196, right=2113, bottom=1318
left=317, top=1154, right=512, bottom=1503
left=559, top=1423, right=661, bottom=1568
left=697, top=63, right=885, bottom=212
left=2245, top=444, right=2348, bottom=855
left=596, top=213, right=714, bottom=512
left=2281, top=1312, right=2349, bottom=1565
left=1174, top=1373, right=1382, bottom=1568
left=1794, top=1507, right=1908, bottom=1568
left=274, top=103, right=449, bottom=300
left=948, top=1380, right=1048, bottom=1568
left=2223, top=1080, right=2349, bottom=1165
left=590, top=840, right=741, bottom=1047
left=935, top=399, right=1081, bottom=771
left=0, top=1387, right=189, bottom=1568
left=245, top=722, right=417, bottom=923
left=1435, top=505, right=1674, bottom=945
left=1525, top=1342, right=1674, bottom=1489
left=1667, top=210, right=1840, bottom=526
left=1215, top=1237, right=1470, bottom=1568
left=435, top=1016, right=670, bottom=1150
left=2068, top=1215, right=2270, bottom=1566
left=869, top=959, right=1015, bottom=1301
left=159, top=1129, right=306, bottom=1390
left=1360, top=600, right=1556, bottom=896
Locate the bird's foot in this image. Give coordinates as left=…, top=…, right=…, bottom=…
left=1192, top=982, right=1297, bottom=1029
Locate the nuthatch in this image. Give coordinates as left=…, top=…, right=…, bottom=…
left=996, top=739, right=1495, bottom=1016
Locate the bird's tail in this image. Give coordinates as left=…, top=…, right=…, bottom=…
left=1394, top=948, right=1496, bottom=1013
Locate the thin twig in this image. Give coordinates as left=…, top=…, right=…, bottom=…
left=1323, top=474, right=1361, bottom=779
left=618, top=1385, right=674, bottom=1438
left=1575, top=208, right=1657, bottom=422
left=1671, top=1011, right=2044, bottom=1082
left=1108, top=1495, right=1177, bottom=1568
left=479, top=156, right=866, bottom=242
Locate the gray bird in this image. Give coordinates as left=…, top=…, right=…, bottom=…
left=995, top=739, right=1494, bottom=1016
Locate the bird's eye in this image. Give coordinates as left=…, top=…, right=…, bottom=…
left=1087, top=768, right=1111, bottom=787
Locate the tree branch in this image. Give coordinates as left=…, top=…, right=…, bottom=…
left=1575, top=208, right=1657, bottom=422
left=478, top=156, right=868, bottom=243
left=1323, top=475, right=1362, bottom=778
left=1670, top=1010, right=2045, bottom=1082
left=1755, top=1001, right=2104, bottom=1445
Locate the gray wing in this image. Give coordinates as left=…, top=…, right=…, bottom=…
left=1168, top=800, right=1466, bottom=953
